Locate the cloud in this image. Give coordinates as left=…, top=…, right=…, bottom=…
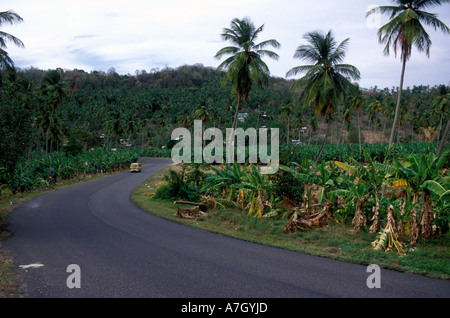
left=2, top=0, right=449, bottom=88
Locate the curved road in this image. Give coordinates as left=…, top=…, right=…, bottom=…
left=3, top=158, right=449, bottom=298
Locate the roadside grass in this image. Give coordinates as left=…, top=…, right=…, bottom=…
left=132, top=165, right=450, bottom=280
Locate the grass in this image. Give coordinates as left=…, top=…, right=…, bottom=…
left=132, top=164, right=450, bottom=281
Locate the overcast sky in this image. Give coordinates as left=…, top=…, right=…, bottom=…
left=2, top=0, right=449, bottom=89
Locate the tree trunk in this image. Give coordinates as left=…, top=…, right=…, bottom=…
left=436, top=113, right=443, bottom=144
left=287, top=117, right=290, bottom=146
left=389, top=56, right=407, bottom=147
left=352, top=197, right=366, bottom=230
left=229, top=98, right=241, bottom=146
left=409, top=192, right=420, bottom=245
left=358, top=110, right=362, bottom=155
left=420, top=190, right=433, bottom=240
left=436, top=117, right=449, bottom=157
left=315, top=119, right=331, bottom=162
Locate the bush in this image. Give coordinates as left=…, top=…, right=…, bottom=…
left=269, top=168, right=304, bottom=204
left=154, top=168, right=200, bottom=202
left=64, top=135, right=83, bottom=156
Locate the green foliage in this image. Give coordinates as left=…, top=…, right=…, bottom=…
left=269, top=168, right=304, bottom=204
left=63, top=135, right=83, bottom=156
left=154, top=167, right=200, bottom=202
left=0, top=86, right=32, bottom=176
left=1, top=149, right=142, bottom=193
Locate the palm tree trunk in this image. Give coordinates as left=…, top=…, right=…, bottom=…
left=436, top=113, right=443, bottom=144
left=389, top=56, right=407, bottom=147
left=287, top=117, right=290, bottom=146
left=358, top=110, right=362, bottom=156
left=229, top=98, right=241, bottom=146
left=436, top=117, right=449, bottom=157
left=315, top=119, right=331, bottom=162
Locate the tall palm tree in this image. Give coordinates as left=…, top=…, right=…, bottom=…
left=41, top=69, right=67, bottom=154
left=281, top=102, right=294, bottom=146
left=177, top=112, right=192, bottom=129
left=350, top=88, right=364, bottom=154
left=432, top=84, right=449, bottom=145
left=286, top=30, right=360, bottom=162
left=367, top=0, right=450, bottom=148
left=215, top=17, right=280, bottom=143
left=0, top=10, right=24, bottom=71
left=194, top=105, right=212, bottom=147
left=105, top=111, right=125, bottom=150
left=291, top=112, right=305, bottom=142
left=367, top=95, right=385, bottom=142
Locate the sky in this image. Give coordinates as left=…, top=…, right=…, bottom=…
left=2, top=0, right=450, bottom=89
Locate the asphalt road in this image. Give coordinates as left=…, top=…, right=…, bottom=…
left=3, top=158, right=450, bottom=298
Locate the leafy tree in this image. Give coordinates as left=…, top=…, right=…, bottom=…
left=286, top=30, right=360, bottom=162
left=0, top=88, right=32, bottom=179
left=367, top=0, right=450, bottom=148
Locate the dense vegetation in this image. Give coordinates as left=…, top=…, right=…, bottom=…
left=0, top=65, right=448, bottom=194
left=0, top=2, right=449, bottom=267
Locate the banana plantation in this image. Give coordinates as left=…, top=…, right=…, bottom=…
left=153, top=146, right=449, bottom=254
left=1, top=2, right=449, bottom=262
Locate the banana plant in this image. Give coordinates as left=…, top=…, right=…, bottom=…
left=282, top=160, right=341, bottom=221
left=201, top=162, right=245, bottom=202
left=329, top=171, right=371, bottom=230
left=239, top=165, right=274, bottom=218
left=334, top=151, right=389, bottom=233
left=372, top=205, right=406, bottom=255
left=387, top=150, right=449, bottom=244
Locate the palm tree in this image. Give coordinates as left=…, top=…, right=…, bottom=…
left=215, top=17, right=280, bottom=143
left=177, top=112, right=192, bottom=129
left=105, top=112, right=125, bottom=150
left=367, top=95, right=385, bottom=142
left=350, top=88, right=364, bottom=155
left=41, top=69, right=67, bottom=153
left=0, top=10, right=24, bottom=72
left=336, top=102, right=352, bottom=153
left=286, top=30, right=360, bottom=162
left=194, top=105, right=212, bottom=147
left=291, top=112, right=305, bottom=142
left=281, top=102, right=294, bottom=146
left=367, top=0, right=450, bottom=148
left=432, top=85, right=449, bottom=146
left=124, top=114, right=137, bottom=149
left=193, top=105, right=212, bottom=127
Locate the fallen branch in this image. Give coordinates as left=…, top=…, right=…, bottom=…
left=174, top=200, right=207, bottom=212
left=175, top=206, right=207, bottom=219
left=284, top=204, right=332, bottom=233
